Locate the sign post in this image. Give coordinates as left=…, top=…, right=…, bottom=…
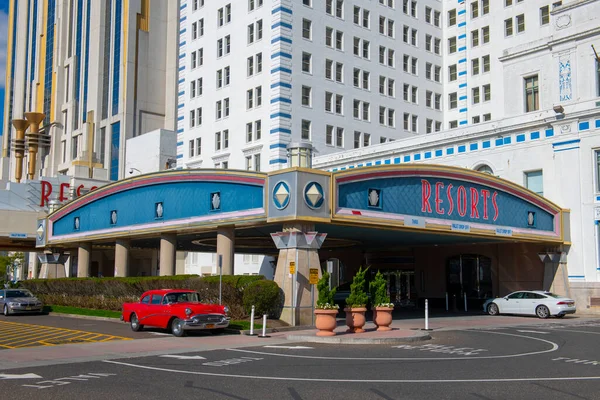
left=290, top=260, right=296, bottom=326
left=309, top=267, right=318, bottom=326
left=218, top=254, right=223, bottom=305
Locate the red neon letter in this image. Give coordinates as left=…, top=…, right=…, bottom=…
left=470, top=188, right=480, bottom=219
left=59, top=183, right=70, bottom=202
left=40, top=180, right=52, bottom=207
left=90, top=186, right=98, bottom=191
left=435, top=182, right=445, bottom=214
left=76, top=184, right=85, bottom=197
left=492, top=192, right=499, bottom=221
left=446, top=184, right=454, bottom=216
left=421, top=180, right=432, bottom=213
left=457, top=186, right=467, bottom=217
left=481, top=189, right=490, bottom=220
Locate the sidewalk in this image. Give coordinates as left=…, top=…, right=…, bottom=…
left=0, top=313, right=596, bottom=371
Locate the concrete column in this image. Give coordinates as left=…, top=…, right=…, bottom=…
left=77, top=243, right=92, bottom=277
left=159, top=234, right=177, bottom=276
left=114, top=239, right=131, bottom=277
left=216, top=227, right=235, bottom=275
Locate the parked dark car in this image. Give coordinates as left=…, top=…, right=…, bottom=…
left=0, top=289, right=44, bottom=315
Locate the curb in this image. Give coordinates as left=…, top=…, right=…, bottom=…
left=286, top=331, right=431, bottom=344
left=238, top=325, right=311, bottom=335
left=48, top=312, right=124, bottom=323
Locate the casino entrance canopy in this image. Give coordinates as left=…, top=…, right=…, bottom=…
left=37, top=165, right=569, bottom=250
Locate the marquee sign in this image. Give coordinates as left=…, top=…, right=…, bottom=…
left=333, top=166, right=565, bottom=242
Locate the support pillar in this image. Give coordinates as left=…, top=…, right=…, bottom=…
left=77, top=242, right=92, bottom=277
left=114, top=239, right=130, bottom=277
left=216, top=227, right=235, bottom=275
left=160, top=233, right=177, bottom=276
left=271, top=224, right=327, bottom=326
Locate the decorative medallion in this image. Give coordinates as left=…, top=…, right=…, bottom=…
left=110, top=210, right=118, bottom=225
left=210, top=192, right=221, bottom=211
left=37, top=223, right=44, bottom=241
left=555, top=14, right=571, bottom=30
left=368, top=188, right=382, bottom=208
left=74, top=217, right=80, bottom=231
left=272, top=181, right=291, bottom=210
left=155, top=202, right=164, bottom=219
left=304, top=182, right=325, bottom=209
left=527, top=211, right=536, bottom=227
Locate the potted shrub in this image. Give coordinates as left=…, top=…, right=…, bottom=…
left=314, top=271, right=339, bottom=336
left=344, top=266, right=369, bottom=333
left=369, top=271, right=394, bottom=331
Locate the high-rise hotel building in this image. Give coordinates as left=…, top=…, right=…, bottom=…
left=1, top=0, right=180, bottom=183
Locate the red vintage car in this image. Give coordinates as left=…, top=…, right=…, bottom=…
left=121, top=289, right=230, bottom=337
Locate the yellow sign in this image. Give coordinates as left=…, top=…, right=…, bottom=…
left=289, top=262, right=296, bottom=275
left=309, top=268, right=319, bottom=285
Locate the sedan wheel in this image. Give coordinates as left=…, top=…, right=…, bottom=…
left=536, top=305, right=550, bottom=319
left=3, top=305, right=10, bottom=316
left=487, top=303, right=500, bottom=316
left=171, top=318, right=186, bottom=337
left=130, top=313, right=144, bottom=332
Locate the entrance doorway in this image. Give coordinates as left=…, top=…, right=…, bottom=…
left=446, top=255, right=492, bottom=299
left=380, top=270, right=417, bottom=307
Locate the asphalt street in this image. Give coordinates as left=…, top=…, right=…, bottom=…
left=2, top=319, right=600, bottom=399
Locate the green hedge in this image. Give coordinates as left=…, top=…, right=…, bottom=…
left=19, top=275, right=267, bottom=320
left=242, top=280, right=283, bottom=319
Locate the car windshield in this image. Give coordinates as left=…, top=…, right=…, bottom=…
left=163, top=292, right=200, bottom=304
left=542, top=292, right=562, bottom=298
left=5, top=290, right=32, bottom=298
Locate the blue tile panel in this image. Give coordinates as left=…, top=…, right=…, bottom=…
left=82, top=0, right=91, bottom=122
left=42, top=0, right=56, bottom=126
left=110, top=122, right=120, bottom=181
left=112, top=0, right=122, bottom=116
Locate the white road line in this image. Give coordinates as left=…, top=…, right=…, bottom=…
left=0, top=373, right=42, bottom=380
left=101, top=359, right=600, bottom=383
left=227, top=331, right=559, bottom=361
left=160, top=355, right=206, bottom=360
left=516, top=330, right=550, bottom=334
left=263, top=346, right=314, bottom=349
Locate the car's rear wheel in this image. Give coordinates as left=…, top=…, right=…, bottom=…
left=487, top=303, right=500, bottom=316
left=171, top=317, right=186, bottom=337
left=210, top=328, right=225, bottom=335
left=3, top=305, right=10, bottom=316
left=130, top=313, right=143, bottom=332
left=536, top=305, right=550, bottom=319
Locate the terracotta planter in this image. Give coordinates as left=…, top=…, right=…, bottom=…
left=372, top=306, right=394, bottom=331
left=314, top=309, right=339, bottom=336
left=344, top=307, right=367, bottom=333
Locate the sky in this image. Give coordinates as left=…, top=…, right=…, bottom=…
left=0, top=0, right=10, bottom=138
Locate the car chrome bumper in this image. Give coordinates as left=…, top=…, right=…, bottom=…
left=182, top=315, right=231, bottom=331
left=557, top=308, right=576, bottom=316
left=8, top=306, right=43, bottom=313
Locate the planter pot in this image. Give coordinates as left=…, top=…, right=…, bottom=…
left=314, top=309, right=339, bottom=336
left=372, top=306, right=394, bottom=331
left=344, top=307, right=367, bottom=333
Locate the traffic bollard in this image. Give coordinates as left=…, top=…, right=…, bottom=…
left=422, top=299, right=432, bottom=331
left=247, top=305, right=257, bottom=336
left=258, top=314, right=270, bottom=338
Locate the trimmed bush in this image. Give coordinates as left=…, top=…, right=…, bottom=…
left=242, top=280, right=283, bottom=319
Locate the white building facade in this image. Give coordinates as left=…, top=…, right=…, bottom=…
left=314, top=0, right=600, bottom=310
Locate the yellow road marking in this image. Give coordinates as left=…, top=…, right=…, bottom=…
left=0, top=320, right=132, bottom=349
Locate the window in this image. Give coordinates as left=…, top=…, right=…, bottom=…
left=303, top=19, right=312, bottom=39
left=425, top=6, right=432, bottom=23
left=482, top=26, right=490, bottom=43
left=525, top=75, right=539, bottom=112
left=471, top=1, right=479, bottom=18
left=302, top=86, right=312, bottom=106
left=472, top=30, right=479, bottom=47
left=482, top=0, right=489, bottom=14
left=215, top=131, right=222, bottom=151
left=325, top=92, right=333, bottom=112
left=595, top=150, right=600, bottom=192
left=540, top=6, right=550, bottom=25
left=335, top=94, right=343, bottom=114
left=301, top=120, right=311, bottom=140
left=302, top=52, right=312, bottom=73
left=326, top=125, right=334, bottom=145
left=449, top=65, right=457, bottom=81
left=354, top=131, right=361, bottom=149
left=411, top=115, right=418, bottom=132
left=426, top=91, right=432, bottom=107
left=434, top=10, right=440, bottom=27
left=189, top=140, right=194, bottom=158
left=190, top=109, right=196, bottom=127
left=303, top=0, right=311, bottom=6
left=196, top=107, right=202, bottom=125
left=191, top=52, right=197, bottom=69
left=196, top=138, right=201, bottom=156
left=246, top=122, right=253, bottom=142
left=410, top=57, right=416, bottom=74
left=336, top=127, right=344, bottom=147
left=516, top=14, right=525, bottom=33
left=411, top=29, right=417, bottom=46
left=482, top=55, right=490, bottom=72
left=254, top=154, right=261, bottom=172
left=505, top=18, right=513, bottom=36
left=425, top=35, right=432, bottom=51
left=197, top=78, right=202, bottom=95
left=449, top=37, right=457, bottom=54
left=483, top=113, right=491, bottom=121
left=597, top=59, right=600, bottom=97
left=472, top=115, right=480, bottom=124
left=363, top=133, right=370, bottom=147
left=449, top=120, right=458, bottom=129
left=434, top=65, right=441, bottom=82
left=192, top=22, right=197, bottom=40
left=448, top=9, right=456, bottom=26
left=472, top=87, right=480, bottom=104
left=325, top=59, right=333, bottom=80
left=426, top=119, right=433, bottom=133
left=403, top=113, right=410, bottom=130
left=505, top=0, right=512, bottom=6
left=388, top=109, right=395, bottom=127
left=525, top=170, right=543, bottom=196
left=336, top=30, right=344, bottom=50
left=190, top=80, right=196, bottom=98
left=247, top=57, right=254, bottom=76
left=435, top=94, right=441, bottom=110
left=449, top=92, right=457, bottom=109
left=472, top=59, right=479, bottom=75
left=335, top=62, right=344, bottom=82
left=425, top=63, right=432, bottom=79
left=199, top=19, right=204, bottom=36
left=434, top=38, right=441, bottom=54
left=483, top=84, right=491, bottom=101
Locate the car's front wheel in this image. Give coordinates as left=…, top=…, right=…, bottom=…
left=171, top=317, right=186, bottom=337
left=130, top=313, right=144, bottom=332
left=3, top=305, right=10, bottom=316
left=536, top=305, right=550, bottom=319
left=487, top=303, right=500, bottom=316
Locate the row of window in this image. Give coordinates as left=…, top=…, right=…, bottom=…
left=448, top=56, right=492, bottom=82
left=449, top=85, right=491, bottom=109
left=449, top=1, right=552, bottom=28
left=448, top=113, right=491, bottom=128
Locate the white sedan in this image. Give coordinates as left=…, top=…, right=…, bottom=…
left=484, top=290, right=576, bottom=319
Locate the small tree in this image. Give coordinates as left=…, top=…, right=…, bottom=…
left=345, top=266, right=369, bottom=308
left=0, top=252, right=25, bottom=283
left=369, top=270, right=393, bottom=307
left=316, top=271, right=338, bottom=309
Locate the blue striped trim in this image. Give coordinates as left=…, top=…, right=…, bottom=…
left=178, top=78, right=185, bottom=83
left=495, top=138, right=503, bottom=146
left=384, top=159, right=391, bottom=164
left=270, top=127, right=292, bottom=134
left=596, top=119, right=600, bottom=128
left=545, top=129, right=554, bottom=137
left=177, top=128, right=184, bottom=133
left=270, top=97, right=292, bottom=104
left=178, top=66, right=185, bottom=71
left=459, top=95, right=467, bottom=100
left=358, top=164, right=364, bottom=167
left=504, top=137, right=511, bottom=145
left=458, top=46, right=467, bottom=52
left=568, top=275, right=585, bottom=278
left=470, top=143, right=478, bottom=151
left=180, top=15, right=187, bottom=22
left=179, top=41, right=187, bottom=46
left=394, top=157, right=401, bottom=163
left=446, top=148, right=455, bottom=155
left=180, top=29, right=186, bottom=34
left=458, top=22, right=466, bottom=27
left=552, top=139, right=581, bottom=147
left=458, top=71, right=467, bottom=76
left=424, top=152, right=431, bottom=159
left=458, top=9, right=466, bottom=15
left=178, top=104, right=184, bottom=109
left=271, top=36, right=292, bottom=44
left=516, top=134, right=525, bottom=142
left=530, top=131, right=540, bottom=140
left=458, top=34, right=466, bottom=39
left=178, top=91, right=184, bottom=96
left=176, top=154, right=184, bottom=159
left=270, top=143, right=288, bottom=149
left=177, top=116, right=184, bottom=121
left=459, top=108, right=467, bottom=113
left=271, top=82, right=292, bottom=89
left=458, top=58, right=466, bottom=63
left=482, top=141, right=490, bottom=148
left=272, top=6, right=292, bottom=14
left=579, top=121, right=590, bottom=131
left=270, top=112, right=292, bottom=119
left=180, top=3, right=186, bottom=9
left=413, top=154, right=421, bottom=161
left=269, top=158, right=288, bottom=164
left=458, top=83, right=467, bottom=88
left=271, top=51, right=292, bottom=59
left=271, top=66, right=292, bottom=74
left=554, top=147, right=580, bottom=152
left=272, top=21, right=293, bottom=29
left=179, top=53, right=186, bottom=59
left=458, top=145, right=466, bottom=153
left=435, top=150, right=442, bottom=157
left=459, top=120, right=468, bottom=125
left=403, top=155, right=410, bottom=162
left=375, top=161, right=382, bottom=165
left=177, top=141, right=184, bottom=146
left=366, top=162, right=372, bottom=166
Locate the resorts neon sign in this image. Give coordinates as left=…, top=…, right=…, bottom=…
left=40, top=180, right=98, bottom=207
left=421, top=179, right=499, bottom=221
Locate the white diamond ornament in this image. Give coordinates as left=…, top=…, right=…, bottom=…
left=212, top=193, right=221, bottom=209
left=156, top=203, right=163, bottom=218
left=306, top=184, right=322, bottom=207
left=369, top=189, right=379, bottom=206
left=528, top=212, right=534, bottom=225
left=275, top=184, right=290, bottom=205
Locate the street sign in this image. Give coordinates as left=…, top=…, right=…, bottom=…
left=309, top=268, right=319, bottom=284
left=289, top=261, right=296, bottom=275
